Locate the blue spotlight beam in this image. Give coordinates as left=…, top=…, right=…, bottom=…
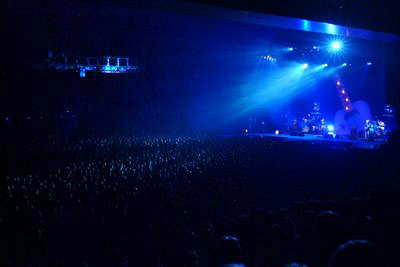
left=225, top=62, right=341, bottom=121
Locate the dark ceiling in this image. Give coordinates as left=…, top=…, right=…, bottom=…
left=190, top=0, right=400, bottom=35
left=73, top=0, right=400, bottom=35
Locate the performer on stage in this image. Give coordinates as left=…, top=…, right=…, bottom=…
left=301, top=114, right=312, bottom=133
left=292, top=119, right=298, bottom=132
left=320, top=118, right=326, bottom=135
left=377, top=119, right=386, bottom=136
left=365, top=120, right=375, bottom=139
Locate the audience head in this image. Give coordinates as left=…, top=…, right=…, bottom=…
left=314, top=211, right=344, bottom=238
left=328, top=240, right=387, bottom=267
left=217, top=235, right=242, bottom=265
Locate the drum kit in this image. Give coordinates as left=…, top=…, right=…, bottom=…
left=290, top=113, right=326, bottom=134
left=365, top=119, right=387, bottom=138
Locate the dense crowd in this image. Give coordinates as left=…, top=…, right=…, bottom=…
left=2, top=136, right=400, bottom=266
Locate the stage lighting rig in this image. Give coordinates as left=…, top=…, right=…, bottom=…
left=261, top=55, right=277, bottom=61
left=36, top=51, right=139, bottom=77
left=327, top=39, right=346, bottom=53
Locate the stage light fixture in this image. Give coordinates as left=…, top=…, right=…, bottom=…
left=345, top=106, right=349, bottom=111
left=342, top=89, right=346, bottom=94
left=331, top=41, right=341, bottom=51
left=288, top=47, right=294, bottom=51
left=345, top=98, right=349, bottom=102
left=322, top=64, right=328, bottom=67
left=367, top=62, right=372, bottom=65
left=342, top=63, right=347, bottom=66
left=301, top=63, right=309, bottom=69
left=336, top=81, right=341, bottom=86
left=327, top=125, right=334, bottom=132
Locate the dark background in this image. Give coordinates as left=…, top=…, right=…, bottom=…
left=3, top=0, right=399, bottom=136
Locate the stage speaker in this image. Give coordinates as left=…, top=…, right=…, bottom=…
left=350, top=127, right=357, bottom=140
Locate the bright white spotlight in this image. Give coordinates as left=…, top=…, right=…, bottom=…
left=342, top=63, right=347, bottom=66
left=331, top=41, right=341, bottom=50
left=301, top=63, right=309, bottom=69
left=322, top=64, right=328, bottom=67
left=327, top=125, right=335, bottom=132
left=367, top=62, right=372, bottom=65
left=288, top=47, right=294, bottom=51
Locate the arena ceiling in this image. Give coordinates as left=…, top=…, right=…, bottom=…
left=69, top=0, right=400, bottom=35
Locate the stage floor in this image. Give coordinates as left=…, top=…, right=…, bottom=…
left=242, top=133, right=387, bottom=150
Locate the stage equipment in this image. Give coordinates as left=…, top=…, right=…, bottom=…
left=262, top=55, right=277, bottom=61
left=335, top=78, right=352, bottom=112
left=36, top=51, right=139, bottom=77
left=313, top=102, right=321, bottom=112
left=383, top=104, right=397, bottom=131
left=350, top=126, right=357, bottom=140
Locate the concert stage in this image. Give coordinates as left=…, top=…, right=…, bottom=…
left=243, top=133, right=387, bottom=150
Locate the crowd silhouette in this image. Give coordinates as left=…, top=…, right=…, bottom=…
left=2, top=136, right=400, bottom=266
